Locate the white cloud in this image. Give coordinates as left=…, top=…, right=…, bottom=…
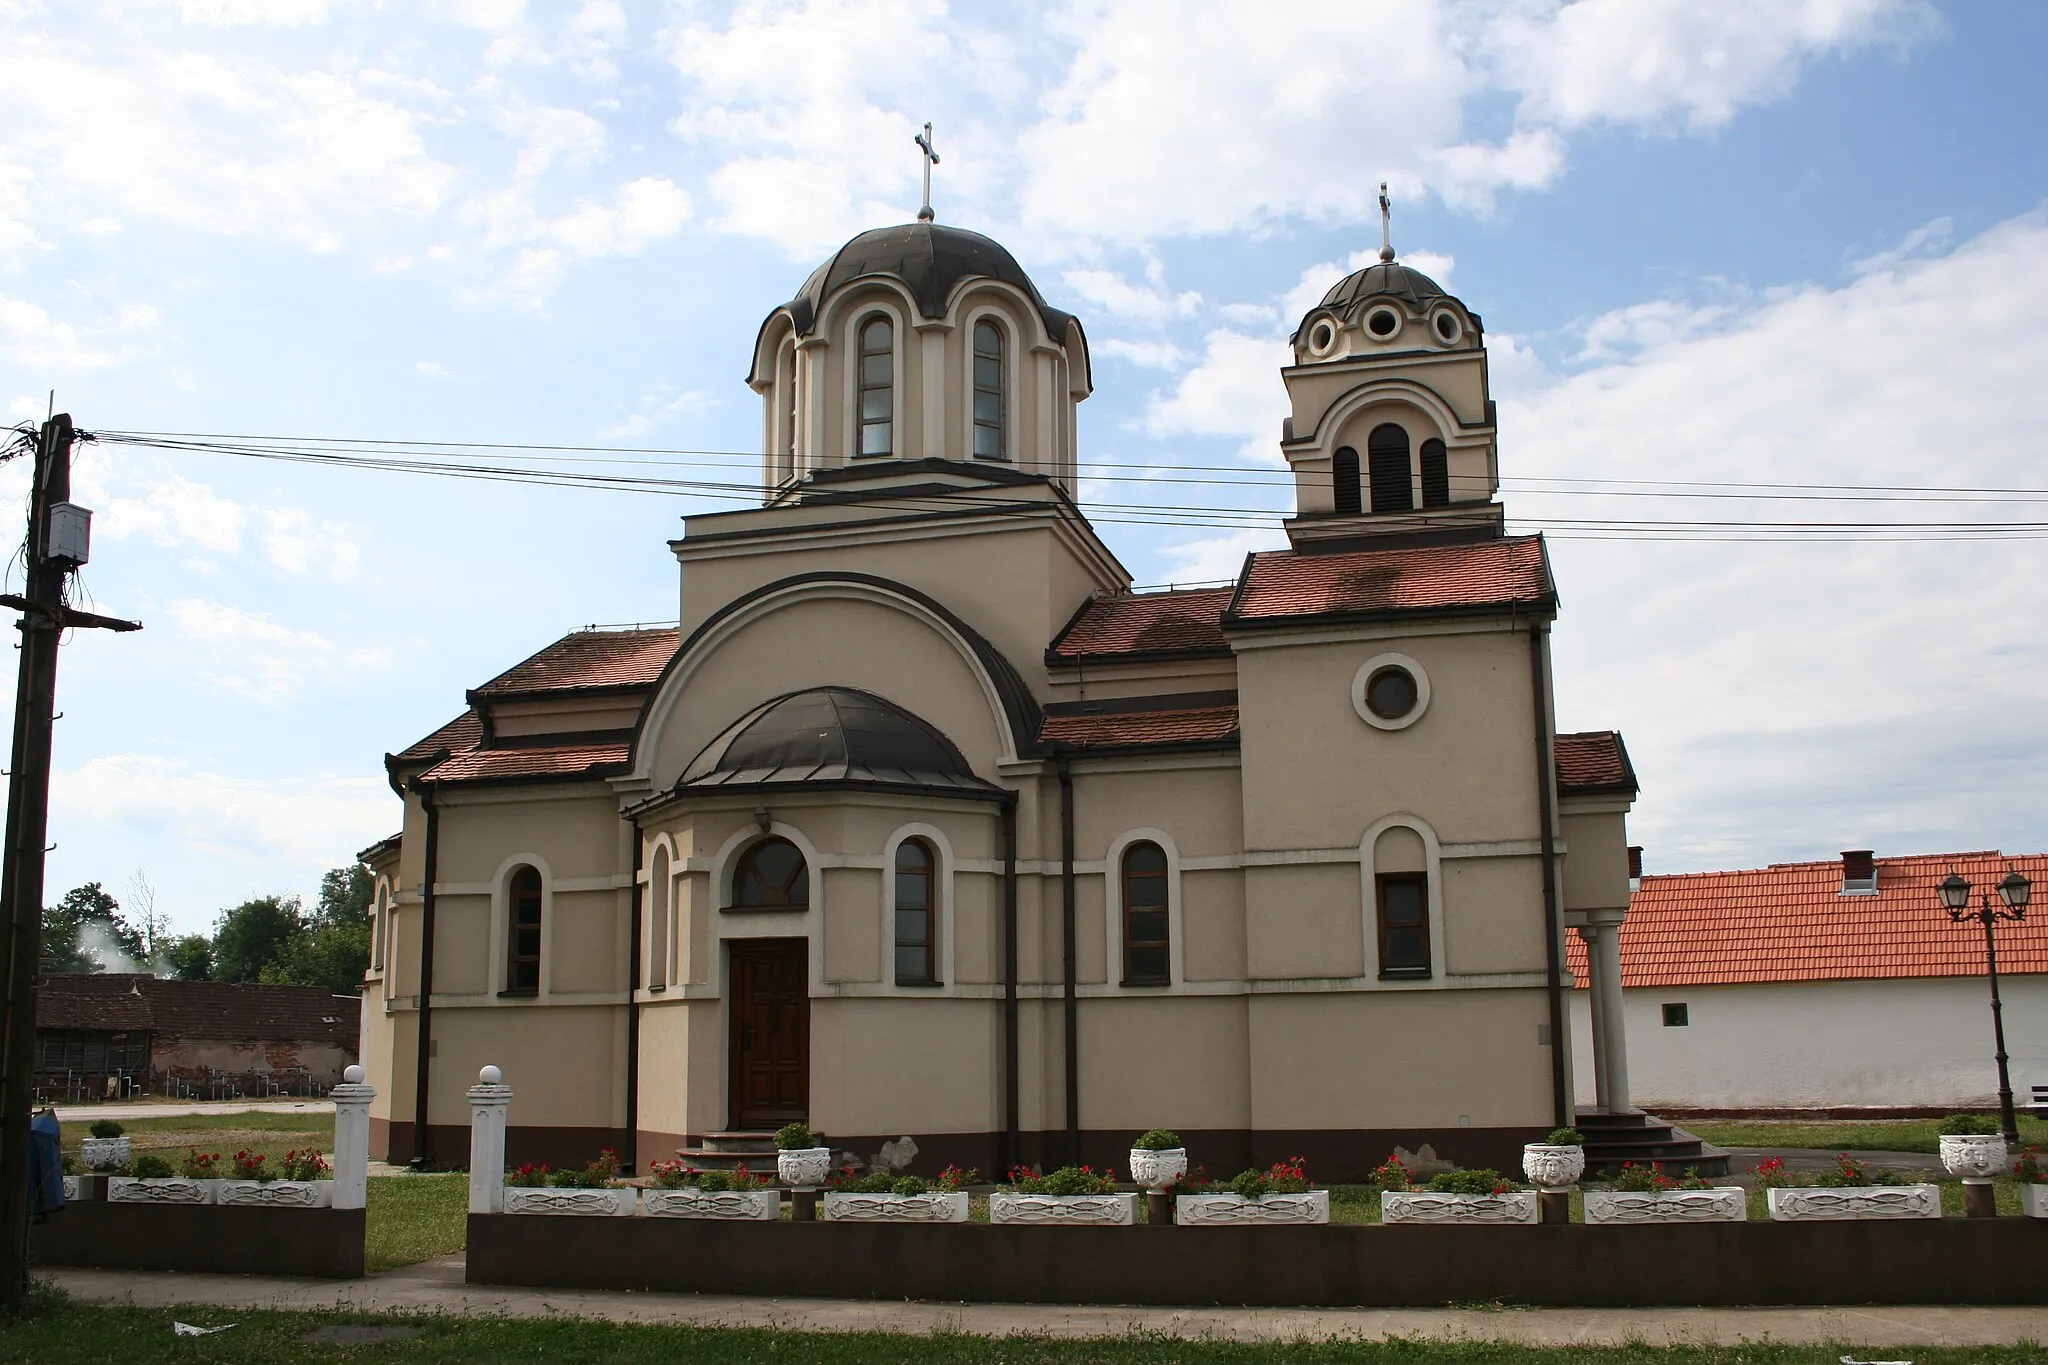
left=1094, top=338, right=1187, bottom=370
left=1156, top=526, right=1286, bottom=586
left=262, top=506, right=361, bottom=580
left=601, top=383, right=717, bottom=439
left=1061, top=268, right=1199, bottom=326
left=99, top=475, right=246, bottom=553
left=416, top=359, right=450, bottom=376
left=166, top=597, right=388, bottom=701
left=1851, top=215, right=1955, bottom=277
left=1141, top=329, right=1291, bottom=462
left=176, top=0, right=328, bottom=25
left=0, top=293, right=113, bottom=366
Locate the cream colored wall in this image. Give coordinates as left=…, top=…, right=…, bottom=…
left=432, top=1003, right=622, bottom=1129
left=1076, top=996, right=1250, bottom=1132
left=1560, top=808, right=1631, bottom=914
left=1244, top=863, right=1364, bottom=980
left=488, top=696, right=644, bottom=737
left=810, top=998, right=1000, bottom=1135
left=1439, top=855, right=1546, bottom=975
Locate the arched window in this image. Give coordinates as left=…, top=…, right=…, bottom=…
left=893, top=839, right=936, bottom=984
left=780, top=340, right=799, bottom=481
left=732, top=837, right=808, bottom=909
left=1420, top=437, right=1450, bottom=508
left=647, top=847, right=670, bottom=990
left=857, top=316, right=893, bottom=457
left=1332, top=446, right=1362, bottom=515
left=1368, top=423, right=1413, bottom=513
left=507, top=865, right=543, bottom=994
left=1120, top=842, right=1170, bottom=986
left=972, top=320, right=1005, bottom=459
left=369, top=886, right=385, bottom=973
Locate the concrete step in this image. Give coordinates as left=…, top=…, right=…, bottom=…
left=696, top=1131, right=777, bottom=1154
left=671, top=1148, right=782, bottom=1173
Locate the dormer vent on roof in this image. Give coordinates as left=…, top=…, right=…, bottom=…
left=1841, top=849, right=1878, bottom=895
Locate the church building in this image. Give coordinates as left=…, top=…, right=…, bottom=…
left=358, top=209, right=1645, bottom=1180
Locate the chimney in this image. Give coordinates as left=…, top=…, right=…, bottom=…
left=1841, top=849, right=1877, bottom=895
left=1626, top=845, right=1643, bottom=894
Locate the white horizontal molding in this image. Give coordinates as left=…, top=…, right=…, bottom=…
left=431, top=874, right=625, bottom=896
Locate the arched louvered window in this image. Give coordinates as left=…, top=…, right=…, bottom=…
left=1121, top=842, right=1170, bottom=986
left=1332, top=446, right=1362, bottom=515
left=733, top=837, right=808, bottom=909
left=857, top=316, right=893, bottom=457
left=894, top=839, right=936, bottom=984
left=972, top=321, right=1005, bottom=460
left=1420, top=438, right=1450, bottom=508
left=507, top=866, right=543, bottom=993
left=1368, top=424, right=1413, bottom=514
left=780, top=340, right=799, bottom=480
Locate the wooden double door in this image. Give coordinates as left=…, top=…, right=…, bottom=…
left=729, top=938, right=810, bottom=1131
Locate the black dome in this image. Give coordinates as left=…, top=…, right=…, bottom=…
left=1319, top=261, right=1449, bottom=313
left=780, top=222, right=1075, bottom=340
left=681, top=686, right=997, bottom=796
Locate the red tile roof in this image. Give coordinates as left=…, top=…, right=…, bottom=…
left=38, top=975, right=360, bottom=1045
left=1555, top=730, right=1637, bottom=797
left=1567, top=850, right=2048, bottom=989
left=392, top=709, right=483, bottom=765
left=1040, top=703, right=1240, bottom=751
left=469, top=627, right=680, bottom=698
left=1048, top=588, right=1234, bottom=662
left=420, top=741, right=633, bottom=785
left=1226, top=536, right=1552, bottom=625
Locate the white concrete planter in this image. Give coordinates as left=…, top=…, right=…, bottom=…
left=503, top=1186, right=637, bottom=1216
left=79, top=1137, right=130, bottom=1172
left=1939, top=1134, right=2007, bottom=1182
left=2022, top=1184, right=2048, bottom=1219
left=1128, top=1148, right=1187, bottom=1191
left=643, top=1188, right=781, bottom=1220
left=1521, top=1144, right=1584, bottom=1190
left=217, top=1179, right=333, bottom=1209
left=821, top=1190, right=969, bottom=1223
left=1176, top=1190, right=1329, bottom=1226
left=108, top=1177, right=215, bottom=1206
left=1767, top=1185, right=1940, bottom=1221
left=990, top=1191, right=1136, bottom=1226
left=60, top=1176, right=79, bottom=1202
left=777, top=1147, right=834, bottom=1188
left=1584, top=1187, right=1747, bottom=1225
left=1381, top=1190, right=1538, bottom=1225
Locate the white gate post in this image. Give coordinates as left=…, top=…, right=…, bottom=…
left=468, top=1065, right=513, bottom=1214
left=330, top=1064, right=376, bottom=1210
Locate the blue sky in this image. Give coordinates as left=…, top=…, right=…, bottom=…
left=2, top=0, right=2045, bottom=937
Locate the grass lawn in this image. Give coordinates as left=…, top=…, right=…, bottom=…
left=1689, top=1115, right=2048, bottom=1154
left=7, top=1296, right=2047, bottom=1365
left=62, top=1111, right=337, bottom=1172
left=365, top=1175, right=468, bottom=1272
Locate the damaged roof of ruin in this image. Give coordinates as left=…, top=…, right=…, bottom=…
left=36, top=975, right=361, bottom=1046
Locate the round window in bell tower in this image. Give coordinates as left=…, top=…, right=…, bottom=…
left=1430, top=309, right=1462, bottom=345
left=1365, top=306, right=1401, bottom=340
left=1308, top=319, right=1337, bottom=356
left=1352, top=653, right=1431, bottom=730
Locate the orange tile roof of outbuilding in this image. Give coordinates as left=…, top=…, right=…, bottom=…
left=1226, top=536, right=1552, bottom=625
left=469, top=627, right=680, bottom=698
left=1567, top=849, right=2048, bottom=989
left=1555, top=730, right=1637, bottom=797
left=1048, top=587, right=1234, bottom=662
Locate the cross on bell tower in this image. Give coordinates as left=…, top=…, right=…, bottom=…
left=1378, top=181, right=1395, bottom=263
left=914, top=122, right=940, bottom=223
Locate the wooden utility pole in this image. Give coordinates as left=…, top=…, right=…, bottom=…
left=0, top=414, right=139, bottom=1310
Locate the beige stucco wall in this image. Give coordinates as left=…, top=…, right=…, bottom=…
left=1560, top=807, right=1632, bottom=914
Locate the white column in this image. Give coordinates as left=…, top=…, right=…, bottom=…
left=330, top=1064, right=376, bottom=1211
left=1590, top=914, right=1634, bottom=1112
left=1577, top=926, right=1612, bottom=1111
left=468, top=1065, right=513, bottom=1215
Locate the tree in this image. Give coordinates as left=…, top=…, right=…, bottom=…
left=163, top=935, right=214, bottom=981
left=211, top=895, right=303, bottom=984
left=263, top=865, right=373, bottom=995
left=40, top=883, right=143, bottom=973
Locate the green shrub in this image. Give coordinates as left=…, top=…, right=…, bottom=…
left=832, top=1170, right=903, bottom=1194
left=1425, top=1168, right=1512, bottom=1196
left=1543, top=1127, right=1584, bottom=1146
left=1221, top=1158, right=1312, bottom=1199
left=129, top=1155, right=174, bottom=1180
left=1370, top=1155, right=1412, bottom=1191
left=506, top=1164, right=550, bottom=1188
left=889, top=1175, right=928, bottom=1196
left=1007, top=1164, right=1117, bottom=1195
left=773, top=1122, right=819, bottom=1150
left=693, top=1170, right=734, bottom=1192
left=1938, top=1114, right=2000, bottom=1137
left=1131, top=1129, right=1182, bottom=1151
left=87, top=1120, right=123, bottom=1140
left=1811, top=1153, right=1870, bottom=1188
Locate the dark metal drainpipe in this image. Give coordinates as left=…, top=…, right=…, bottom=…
left=1000, top=796, right=1019, bottom=1175
left=1528, top=622, right=1571, bottom=1129
left=624, top=823, right=644, bottom=1174
left=1057, top=756, right=1079, bottom=1166
left=410, top=785, right=440, bottom=1167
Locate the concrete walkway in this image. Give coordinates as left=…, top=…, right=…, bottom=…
left=40, top=1260, right=2048, bottom=1346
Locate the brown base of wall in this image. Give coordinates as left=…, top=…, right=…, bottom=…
left=379, top=1121, right=1542, bottom=1183
left=32, top=1203, right=364, bottom=1279
left=467, top=1214, right=2048, bottom=1307
left=1650, top=1106, right=2016, bottom=1121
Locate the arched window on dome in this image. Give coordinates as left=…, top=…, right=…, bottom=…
left=972, top=321, right=1006, bottom=459
left=893, top=838, right=937, bottom=984
left=1420, top=438, right=1450, bottom=508
left=1368, top=423, right=1413, bottom=514
left=857, top=315, right=893, bottom=457
left=732, top=837, right=809, bottom=910
left=1120, top=842, right=1170, bottom=986
left=1332, top=446, right=1362, bottom=515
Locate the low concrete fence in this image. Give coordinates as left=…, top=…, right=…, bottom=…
left=465, top=1216, right=2047, bottom=1307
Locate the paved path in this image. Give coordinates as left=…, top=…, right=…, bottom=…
left=52, top=1100, right=331, bottom=1122
left=40, top=1261, right=2048, bottom=1346
left=1724, top=1148, right=1942, bottom=1177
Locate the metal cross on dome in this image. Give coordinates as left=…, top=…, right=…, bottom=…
left=1378, top=181, right=1395, bottom=263
left=914, top=122, right=940, bottom=223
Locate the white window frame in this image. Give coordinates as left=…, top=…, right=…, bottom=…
left=962, top=305, right=1018, bottom=462
left=882, top=822, right=955, bottom=988
left=1358, top=814, right=1445, bottom=983
left=490, top=852, right=553, bottom=1000
left=1103, top=827, right=1183, bottom=989
left=844, top=301, right=907, bottom=460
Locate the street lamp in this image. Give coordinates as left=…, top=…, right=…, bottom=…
left=1937, top=868, right=2031, bottom=1143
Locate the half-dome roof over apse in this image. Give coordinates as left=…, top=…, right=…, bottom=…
left=777, top=222, right=1076, bottom=340
left=679, top=686, right=1001, bottom=797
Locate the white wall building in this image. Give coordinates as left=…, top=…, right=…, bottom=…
left=1570, top=848, right=2048, bottom=1115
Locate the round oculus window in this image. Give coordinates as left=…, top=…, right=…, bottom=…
left=1431, top=310, right=1462, bottom=344
left=1365, top=666, right=1419, bottom=720
left=1308, top=320, right=1336, bottom=355
left=1365, top=306, right=1400, bottom=339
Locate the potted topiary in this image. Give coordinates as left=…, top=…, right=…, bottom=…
left=1761, top=1153, right=1939, bottom=1222
left=992, top=1164, right=1134, bottom=1225
left=1583, top=1161, right=1745, bottom=1225
left=820, top=1163, right=973, bottom=1222
left=1176, top=1157, right=1329, bottom=1226
left=1936, top=1114, right=2007, bottom=1183
left=108, top=1150, right=218, bottom=1205
left=774, top=1122, right=833, bottom=1189
left=642, top=1160, right=781, bottom=1220
left=81, top=1119, right=130, bottom=1173
left=2014, top=1146, right=2047, bottom=1219
left=503, top=1150, right=637, bottom=1216
left=1128, top=1130, right=1187, bottom=1192
left=1521, top=1127, right=1585, bottom=1190
left=218, top=1148, right=334, bottom=1208
left=1379, top=1164, right=1537, bottom=1225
